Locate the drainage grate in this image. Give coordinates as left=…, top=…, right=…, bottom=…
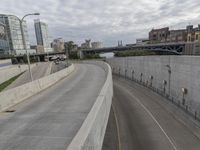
left=5, top=110, right=16, bottom=113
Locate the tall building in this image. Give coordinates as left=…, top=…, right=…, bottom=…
left=194, top=25, right=200, bottom=42
left=91, top=42, right=103, bottom=49
left=149, top=27, right=169, bottom=43
left=81, top=39, right=91, bottom=49
left=167, top=30, right=187, bottom=43
left=34, top=19, right=52, bottom=53
left=149, top=25, right=200, bottom=44
left=52, top=38, right=65, bottom=52
left=0, top=23, right=9, bottom=55
left=0, top=14, right=34, bottom=55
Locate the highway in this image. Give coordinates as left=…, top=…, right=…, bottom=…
left=51, top=61, right=67, bottom=74
left=103, top=76, right=200, bottom=150
left=0, top=64, right=106, bottom=150
left=5, top=62, right=51, bottom=90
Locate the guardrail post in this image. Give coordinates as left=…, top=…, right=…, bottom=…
left=150, top=75, right=153, bottom=87
left=125, top=69, right=127, bottom=79
left=163, top=80, right=167, bottom=95
left=140, top=73, right=143, bottom=83
left=181, top=88, right=188, bottom=106
left=132, top=70, right=134, bottom=81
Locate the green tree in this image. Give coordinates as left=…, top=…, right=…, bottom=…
left=64, top=41, right=74, bottom=58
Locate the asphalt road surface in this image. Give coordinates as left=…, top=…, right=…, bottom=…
left=103, top=75, right=200, bottom=150
left=0, top=64, right=106, bottom=150
left=102, top=107, right=119, bottom=150
left=5, top=62, right=51, bottom=90
left=51, top=61, right=67, bottom=74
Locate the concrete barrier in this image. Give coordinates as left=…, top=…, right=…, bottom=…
left=0, top=64, right=75, bottom=112
left=44, top=62, right=53, bottom=76
left=0, top=59, right=12, bottom=67
left=107, top=56, right=200, bottom=121
left=67, top=61, right=113, bottom=150
left=0, top=64, right=36, bottom=84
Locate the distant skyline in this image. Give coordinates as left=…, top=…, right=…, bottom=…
left=1, top=0, right=200, bottom=46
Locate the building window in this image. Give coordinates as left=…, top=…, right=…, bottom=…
left=196, top=34, right=199, bottom=41
left=188, top=36, right=191, bottom=42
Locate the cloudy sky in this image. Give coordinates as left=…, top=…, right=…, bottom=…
left=0, top=0, right=200, bottom=46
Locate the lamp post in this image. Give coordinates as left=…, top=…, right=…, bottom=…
left=165, top=65, right=171, bottom=96
left=181, top=88, right=188, bottom=106
left=163, top=80, right=167, bottom=94
left=21, top=13, right=40, bottom=81
left=6, top=13, right=40, bottom=81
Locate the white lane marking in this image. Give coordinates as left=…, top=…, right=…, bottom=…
left=112, top=103, right=122, bottom=150
left=116, top=83, right=178, bottom=150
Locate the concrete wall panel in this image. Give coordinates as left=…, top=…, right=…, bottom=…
left=67, top=61, right=113, bottom=150
left=107, top=56, right=200, bottom=114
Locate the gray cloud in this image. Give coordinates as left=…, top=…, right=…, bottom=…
left=0, top=0, right=200, bottom=46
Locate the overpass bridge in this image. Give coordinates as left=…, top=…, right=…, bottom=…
left=14, top=51, right=65, bottom=62
left=9, top=42, right=186, bottom=61
left=80, top=42, right=186, bottom=58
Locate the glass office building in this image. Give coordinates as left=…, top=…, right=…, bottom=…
left=0, top=24, right=9, bottom=55
left=34, top=19, right=52, bottom=53
left=0, top=14, right=31, bottom=55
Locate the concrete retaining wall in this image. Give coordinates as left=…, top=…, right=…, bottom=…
left=44, top=62, right=53, bottom=76
left=0, top=64, right=36, bottom=84
left=67, top=61, right=113, bottom=150
left=0, top=64, right=75, bottom=112
left=0, top=59, right=12, bottom=67
left=107, top=56, right=200, bottom=118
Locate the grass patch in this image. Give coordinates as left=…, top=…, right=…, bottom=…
left=0, top=72, right=24, bottom=92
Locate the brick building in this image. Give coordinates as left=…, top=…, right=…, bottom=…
left=195, top=28, right=200, bottom=42
left=149, top=25, right=200, bottom=44
left=167, top=30, right=187, bottom=43
left=149, top=27, right=169, bottom=43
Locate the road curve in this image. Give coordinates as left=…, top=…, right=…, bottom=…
left=51, top=61, right=67, bottom=74
left=0, top=64, right=106, bottom=150
left=108, top=76, right=200, bottom=150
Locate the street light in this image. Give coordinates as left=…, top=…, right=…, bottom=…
left=21, top=13, right=40, bottom=81
left=165, top=64, right=171, bottom=96
left=181, top=88, right=188, bottom=105
left=2, top=13, right=40, bottom=81
left=163, top=80, right=167, bottom=94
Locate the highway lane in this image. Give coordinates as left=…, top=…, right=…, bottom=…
left=5, top=62, right=51, bottom=90
left=51, top=61, right=67, bottom=74
left=0, top=64, right=106, bottom=150
left=102, top=107, right=119, bottom=150
left=105, top=76, right=200, bottom=150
